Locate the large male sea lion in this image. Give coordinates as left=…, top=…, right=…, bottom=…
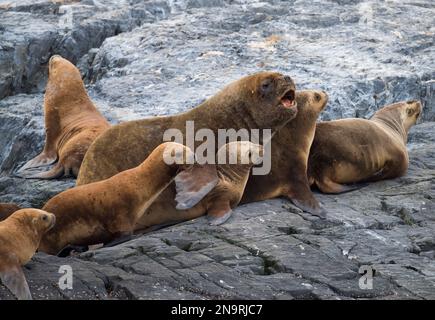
left=241, top=90, right=329, bottom=217
left=308, top=100, right=422, bottom=193
left=76, top=71, right=297, bottom=185
left=0, top=203, right=21, bottom=221
left=17, top=55, right=110, bottom=179
left=38, top=142, right=218, bottom=255
left=0, top=209, right=56, bottom=300
left=136, top=140, right=264, bottom=229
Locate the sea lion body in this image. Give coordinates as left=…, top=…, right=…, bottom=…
left=0, top=209, right=55, bottom=300
left=240, top=90, right=328, bottom=216
left=39, top=142, right=218, bottom=255
left=17, top=55, right=110, bottom=179
left=77, top=72, right=297, bottom=185
left=308, top=100, right=422, bottom=193
left=0, top=203, right=21, bottom=221
left=136, top=141, right=264, bottom=230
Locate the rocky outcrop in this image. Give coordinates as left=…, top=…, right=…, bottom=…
left=0, top=0, right=434, bottom=299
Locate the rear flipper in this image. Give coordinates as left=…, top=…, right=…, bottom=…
left=316, top=178, right=368, bottom=194
left=0, top=262, right=32, bottom=300
left=57, top=245, right=89, bottom=257
left=15, top=162, right=65, bottom=180
left=175, top=164, right=218, bottom=210
left=207, top=201, right=232, bottom=226
left=16, top=151, right=57, bottom=173
left=285, top=180, right=327, bottom=218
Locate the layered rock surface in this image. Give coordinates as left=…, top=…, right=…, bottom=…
left=0, top=0, right=434, bottom=299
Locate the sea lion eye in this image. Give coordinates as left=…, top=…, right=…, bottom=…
left=42, top=215, right=48, bottom=221
left=407, top=108, right=413, bottom=116
left=314, top=93, right=322, bottom=102
left=260, top=79, right=273, bottom=93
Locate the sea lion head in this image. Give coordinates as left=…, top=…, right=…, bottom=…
left=10, top=209, right=56, bottom=235
left=373, top=100, right=422, bottom=133
left=402, top=100, right=422, bottom=131
left=295, top=89, right=329, bottom=117
left=231, top=71, right=297, bottom=129
left=216, top=141, right=264, bottom=166
left=46, top=55, right=86, bottom=104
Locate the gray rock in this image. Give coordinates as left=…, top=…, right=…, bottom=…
left=1, top=0, right=435, bottom=299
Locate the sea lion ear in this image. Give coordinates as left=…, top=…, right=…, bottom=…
left=174, top=164, right=219, bottom=210
left=0, top=263, right=32, bottom=300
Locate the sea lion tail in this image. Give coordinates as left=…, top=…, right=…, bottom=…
left=15, top=163, right=65, bottom=180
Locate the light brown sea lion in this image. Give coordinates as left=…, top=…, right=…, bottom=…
left=308, top=100, right=422, bottom=193
left=136, top=140, right=264, bottom=230
left=16, top=55, right=110, bottom=179
left=76, top=71, right=297, bottom=186
left=38, top=142, right=218, bottom=255
left=0, top=209, right=56, bottom=300
left=0, top=203, right=21, bottom=221
left=240, top=90, right=329, bottom=217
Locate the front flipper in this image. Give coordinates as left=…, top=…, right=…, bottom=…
left=207, top=201, right=232, bottom=226
left=291, top=198, right=327, bottom=219
left=175, top=164, right=218, bottom=210
left=15, top=163, right=65, bottom=180
left=0, top=263, right=32, bottom=300
left=17, top=152, right=57, bottom=173
left=285, top=179, right=327, bottom=218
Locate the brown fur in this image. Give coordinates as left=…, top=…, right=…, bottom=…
left=135, top=141, right=264, bottom=230
left=77, top=71, right=297, bottom=185
left=0, top=203, right=21, bottom=221
left=308, top=100, right=422, bottom=193
left=0, top=209, right=55, bottom=300
left=241, top=90, right=328, bottom=216
left=17, top=55, right=110, bottom=179
left=38, top=142, right=218, bottom=255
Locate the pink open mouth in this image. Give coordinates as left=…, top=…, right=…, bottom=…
left=281, top=89, right=296, bottom=109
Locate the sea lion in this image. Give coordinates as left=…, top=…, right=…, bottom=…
left=76, top=71, right=297, bottom=185
left=16, top=55, right=110, bottom=179
left=135, top=140, right=264, bottom=230
left=241, top=90, right=329, bottom=217
left=308, top=100, right=422, bottom=193
left=0, top=209, right=56, bottom=300
left=0, top=203, right=21, bottom=221
left=38, top=142, right=219, bottom=255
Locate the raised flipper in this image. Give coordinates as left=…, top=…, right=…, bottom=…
left=175, top=164, right=218, bottom=210
left=15, top=163, right=65, bottom=180
left=316, top=178, right=368, bottom=194
left=17, top=152, right=57, bottom=173
left=207, top=200, right=232, bottom=226
left=0, top=263, right=32, bottom=300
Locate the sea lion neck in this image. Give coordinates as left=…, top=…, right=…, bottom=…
left=371, top=111, right=407, bottom=144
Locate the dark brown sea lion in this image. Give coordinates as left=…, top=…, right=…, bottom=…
left=308, top=100, right=422, bottom=193
left=0, top=209, right=56, bottom=300
left=17, top=55, right=110, bottom=179
left=240, top=90, right=329, bottom=217
left=76, top=71, right=297, bottom=185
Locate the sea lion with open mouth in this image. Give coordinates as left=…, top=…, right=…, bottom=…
left=76, top=71, right=297, bottom=186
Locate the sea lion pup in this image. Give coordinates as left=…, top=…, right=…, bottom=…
left=16, top=55, right=110, bottom=179
left=240, top=90, right=329, bottom=217
left=0, top=209, right=56, bottom=300
left=308, top=100, right=422, bottom=193
left=0, top=203, right=21, bottom=221
left=135, top=141, right=264, bottom=230
left=76, top=71, right=297, bottom=185
left=38, top=142, right=219, bottom=255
